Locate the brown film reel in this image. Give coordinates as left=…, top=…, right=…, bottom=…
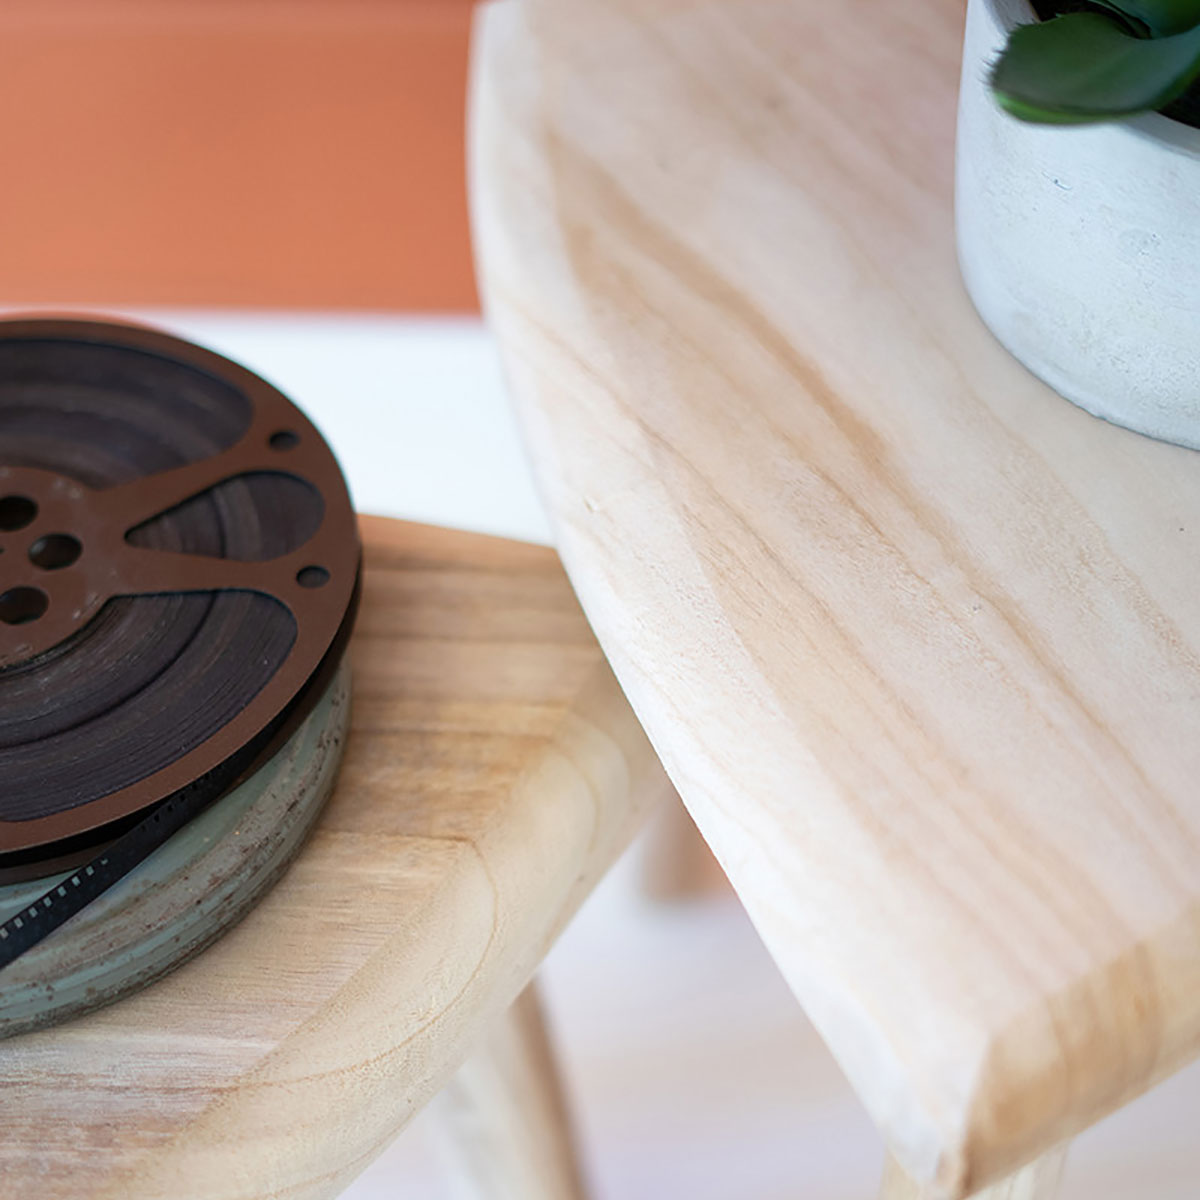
left=0, top=317, right=360, bottom=875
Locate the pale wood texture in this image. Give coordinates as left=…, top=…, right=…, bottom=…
left=429, top=983, right=589, bottom=1200
left=470, top=1, right=1200, bottom=1195
left=0, top=515, right=670, bottom=1200
left=883, top=1148, right=1067, bottom=1200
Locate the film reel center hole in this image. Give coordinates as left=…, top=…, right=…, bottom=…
left=297, top=565, right=330, bottom=589
left=0, top=495, right=37, bottom=532
left=0, top=586, right=49, bottom=625
left=269, top=430, right=300, bottom=451
left=29, top=533, right=82, bottom=571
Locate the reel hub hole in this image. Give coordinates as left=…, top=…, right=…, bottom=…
left=0, top=587, right=49, bottom=626
left=29, top=533, right=82, bottom=571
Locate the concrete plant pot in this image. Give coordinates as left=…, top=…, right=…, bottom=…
left=956, top=0, right=1200, bottom=449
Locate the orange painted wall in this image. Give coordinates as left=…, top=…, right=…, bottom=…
left=0, top=1, right=477, bottom=310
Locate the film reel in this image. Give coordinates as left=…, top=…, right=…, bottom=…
left=0, top=665, right=349, bottom=1038
left=0, top=317, right=360, bottom=972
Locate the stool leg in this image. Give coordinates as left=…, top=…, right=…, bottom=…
left=428, top=982, right=590, bottom=1200
left=880, top=1146, right=1068, bottom=1200
left=640, top=792, right=730, bottom=901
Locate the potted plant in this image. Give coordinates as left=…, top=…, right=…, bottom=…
left=956, top=0, right=1200, bottom=448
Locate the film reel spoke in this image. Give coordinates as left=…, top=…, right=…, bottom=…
left=109, top=547, right=282, bottom=600
left=102, top=442, right=261, bottom=531
left=101, top=420, right=324, bottom=536
left=107, top=544, right=336, bottom=614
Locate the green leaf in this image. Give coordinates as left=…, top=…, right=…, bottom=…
left=1093, top=0, right=1200, bottom=37
left=991, top=12, right=1200, bottom=122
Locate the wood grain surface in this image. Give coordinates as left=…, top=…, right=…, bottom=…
left=470, top=1, right=1200, bottom=1194
left=0, top=515, right=669, bottom=1200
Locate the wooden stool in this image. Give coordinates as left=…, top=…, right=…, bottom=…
left=0, top=516, right=672, bottom=1198
left=471, top=1, right=1200, bottom=1195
